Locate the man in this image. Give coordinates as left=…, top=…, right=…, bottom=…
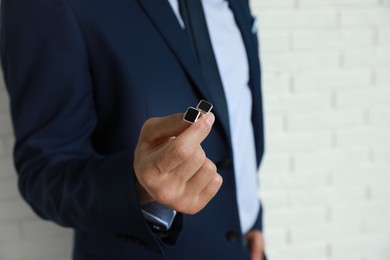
left=1, top=0, right=265, bottom=259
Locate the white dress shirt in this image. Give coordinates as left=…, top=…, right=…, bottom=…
left=143, top=0, right=260, bottom=234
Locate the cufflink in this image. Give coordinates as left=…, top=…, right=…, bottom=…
left=183, top=107, right=201, bottom=124
left=196, top=100, right=213, bottom=114
left=183, top=100, right=213, bottom=124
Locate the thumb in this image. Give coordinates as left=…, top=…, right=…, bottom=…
left=139, top=112, right=215, bottom=155
left=139, top=113, right=191, bottom=144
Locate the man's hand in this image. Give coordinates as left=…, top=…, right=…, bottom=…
left=133, top=112, right=222, bottom=215
left=246, top=230, right=265, bottom=260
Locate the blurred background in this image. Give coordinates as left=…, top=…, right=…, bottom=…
left=0, top=0, right=389, bottom=259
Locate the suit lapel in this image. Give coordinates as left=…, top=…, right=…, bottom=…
left=136, top=0, right=232, bottom=140
left=135, top=0, right=210, bottom=97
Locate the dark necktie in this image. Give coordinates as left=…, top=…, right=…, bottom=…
left=179, top=0, right=230, bottom=131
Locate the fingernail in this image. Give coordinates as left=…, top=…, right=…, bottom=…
left=206, top=113, right=215, bottom=127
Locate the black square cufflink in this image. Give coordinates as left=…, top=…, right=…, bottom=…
left=183, top=107, right=201, bottom=124
left=196, top=100, right=213, bottom=114
left=183, top=100, right=213, bottom=124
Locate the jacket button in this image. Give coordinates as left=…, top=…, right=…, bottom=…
left=226, top=230, right=241, bottom=242
left=216, top=159, right=232, bottom=169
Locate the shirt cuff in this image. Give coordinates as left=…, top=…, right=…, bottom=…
left=141, top=201, right=176, bottom=231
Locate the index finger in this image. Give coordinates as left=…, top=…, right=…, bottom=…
left=160, top=113, right=215, bottom=171
left=175, top=112, right=215, bottom=149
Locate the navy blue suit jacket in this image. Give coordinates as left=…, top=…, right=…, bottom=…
left=1, top=0, right=264, bottom=259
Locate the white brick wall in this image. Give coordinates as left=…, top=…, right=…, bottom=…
left=0, top=1, right=389, bottom=259
left=252, top=0, right=390, bottom=260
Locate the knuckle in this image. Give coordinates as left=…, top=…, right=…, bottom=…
left=203, top=159, right=217, bottom=174
left=185, top=207, right=199, bottom=215
left=141, top=118, right=157, bottom=134
left=172, top=142, right=192, bottom=161
left=177, top=201, right=199, bottom=215
left=193, top=148, right=206, bottom=164
left=154, top=158, right=167, bottom=174
left=214, top=174, right=223, bottom=187
left=155, top=185, right=176, bottom=204
left=175, top=200, right=188, bottom=213
left=138, top=170, right=155, bottom=189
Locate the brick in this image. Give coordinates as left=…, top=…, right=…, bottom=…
left=0, top=236, right=72, bottom=260
left=341, top=8, right=390, bottom=27
left=260, top=31, right=291, bottom=51
left=0, top=158, right=16, bottom=179
left=330, top=166, right=372, bottom=185
left=368, top=107, right=390, bottom=126
left=299, top=0, right=379, bottom=6
left=294, top=69, right=372, bottom=92
left=335, top=89, right=390, bottom=109
left=262, top=71, right=291, bottom=94
left=330, top=185, right=367, bottom=205
left=286, top=109, right=365, bottom=132
left=293, top=148, right=370, bottom=172
left=0, top=92, right=10, bottom=112
left=264, top=207, right=327, bottom=227
left=261, top=190, right=290, bottom=210
left=284, top=171, right=328, bottom=189
left=263, top=226, right=288, bottom=246
left=335, top=126, right=390, bottom=147
left=292, top=184, right=366, bottom=208
left=0, top=201, right=37, bottom=222
left=259, top=153, right=291, bottom=174
left=292, top=28, right=374, bottom=50
left=258, top=10, right=338, bottom=29
left=331, top=242, right=367, bottom=260
left=21, top=220, right=72, bottom=239
left=330, top=202, right=373, bottom=224
left=0, top=178, right=21, bottom=201
left=370, top=181, right=390, bottom=201
left=290, top=187, right=332, bottom=207
left=0, top=114, right=13, bottom=135
left=264, top=113, right=284, bottom=134
left=372, top=146, right=390, bottom=162
left=359, top=234, right=390, bottom=260
left=261, top=50, right=339, bottom=71
left=0, top=71, right=5, bottom=92
left=268, top=242, right=328, bottom=260
left=344, top=46, right=390, bottom=67
left=251, top=0, right=295, bottom=9
left=372, top=88, right=390, bottom=107
left=0, top=222, right=19, bottom=241
left=267, top=131, right=333, bottom=154
left=0, top=140, right=5, bottom=158
left=264, top=92, right=332, bottom=114
left=368, top=202, right=390, bottom=219
left=376, top=68, right=390, bottom=86
left=331, top=236, right=382, bottom=260
left=377, top=28, right=390, bottom=45
left=290, top=222, right=361, bottom=245
left=260, top=174, right=289, bottom=191
left=3, top=136, right=15, bottom=156
left=364, top=215, right=390, bottom=234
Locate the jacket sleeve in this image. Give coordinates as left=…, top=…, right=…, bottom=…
left=0, top=0, right=177, bottom=254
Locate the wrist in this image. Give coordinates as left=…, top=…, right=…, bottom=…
left=135, top=177, right=154, bottom=205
